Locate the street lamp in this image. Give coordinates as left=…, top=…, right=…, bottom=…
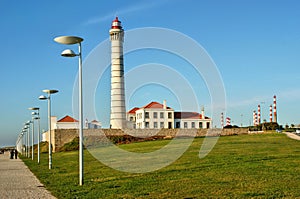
left=27, top=116, right=35, bottom=160
left=29, top=107, right=40, bottom=163
left=16, top=132, right=23, bottom=154
left=54, top=35, right=84, bottom=186
left=23, top=124, right=30, bottom=157
left=39, top=89, right=58, bottom=169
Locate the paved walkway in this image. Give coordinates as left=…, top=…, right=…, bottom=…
left=0, top=151, right=56, bottom=199
left=285, top=132, right=300, bottom=141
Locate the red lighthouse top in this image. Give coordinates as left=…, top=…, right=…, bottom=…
left=111, top=17, right=122, bottom=29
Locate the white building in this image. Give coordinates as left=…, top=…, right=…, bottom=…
left=42, top=115, right=101, bottom=142
left=49, top=115, right=101, bottom=130
left=55, top=115, right=79, bottom=129
left=127, top=101, right=211, bottom=129
left=174, top=112, right=211, bottom=129
left=85, top=119, right=102, bottom=129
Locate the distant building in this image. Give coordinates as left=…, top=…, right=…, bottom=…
left=50, top=115, right=102, bottom=129
left=55, top=115, right=79, bottom=129
left=174, top=111, right=211, bottom=129
left=127, top=100, right=211, bottom=129
left=85, top=119, right=102, bottom=129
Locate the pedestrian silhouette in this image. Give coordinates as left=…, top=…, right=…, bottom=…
left=14, top=149, right=18, bottom=159
left=10, top=149, right=14, bottom=159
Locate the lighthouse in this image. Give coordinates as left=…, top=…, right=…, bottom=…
left=109, top=17, right=126, bottom=129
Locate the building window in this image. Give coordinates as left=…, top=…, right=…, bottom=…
left=199, top=122, right=203, bottom=129
left=130, top=117, right=134, bottom=121
left=160, top=122, right=164, bottom=128
left=184, top=122, right=188, bottom=128
left=154, top=122, right=158, bottom=128
left=145, top=112, right=149, bottom=119
left=191, top=122, right=195, bottom=128
left=153, top=112, right=157, bottom=119
left=168, top=122, right=172, bottom=129
left=160, top=112, right=164, bottom=118
left=176, top=122, right=180, bottom=128
left=168, top=112, right=172, bottom=119
left=145, top=122, right=149, bottom=128
left=206, top=122, right=210, bottom=129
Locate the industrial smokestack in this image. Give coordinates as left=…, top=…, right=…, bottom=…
left=269, top=105, right=273, bottom=123
left=221, top=112, right=224, bottom=128
left=253, top=111, right=258, bottom=126
left=273, top=95, right=277, bottom=123
left=226, top=117, right=231, bottom=126
left=258, top=104, right=261, bottom=124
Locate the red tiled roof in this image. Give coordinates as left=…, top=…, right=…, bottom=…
left=57, top=115, right=78, bottom=123
left=128, top=107, right=140, bottom=114
left=174, top=112, right=210, bottom=119
left=143, top=101, right=171, bottom=109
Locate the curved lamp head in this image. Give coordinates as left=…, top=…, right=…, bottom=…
left=28, top=107, right=39, bottom=111
left=31, top=111, right=38, bottom=115
left=42, top=89, right=59, bottom=94
left=54, top=36, right=83, bottom=45
left=39, top=95, right=47, bottom=100
left=61, top=49, right=77, bottom=57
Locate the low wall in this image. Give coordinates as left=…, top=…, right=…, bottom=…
left=48, top=128, right=249, bottom=152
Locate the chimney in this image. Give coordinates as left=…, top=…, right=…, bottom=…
left=163, top=100, right=167, bottom=109
left=201, top=106, right=205, bottom=119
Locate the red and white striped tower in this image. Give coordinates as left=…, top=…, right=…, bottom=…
left=221, top=112, right=224, bottom=128
left=255, top=111, right=258, bottom=126
left=269, top=105, right=273, bottom=122
left=273, top=95, right=277, bottom=123
left=253, top=111, right=258, bottom=126
left=226, top=117, right=231, bottom=126
left=257, top=104, right=261, bottom=124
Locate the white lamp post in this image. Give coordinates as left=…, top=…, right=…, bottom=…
left=54, top=35, right=84, bottom=186
left=27, top=118, right=34, bottom=160
left=29, top=107, right=40, bottom=163
left=39, top=89, right=58, bottom=169
left=21, top=130, right=24, bottom=155
left=23, top=124, right=30, bottom=158
left=16, top=133, right=23, bottom=154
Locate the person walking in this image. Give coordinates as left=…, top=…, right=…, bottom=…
left=10, top=149, right=14, bottom=159
left=14, top=149, right=18, bottom=159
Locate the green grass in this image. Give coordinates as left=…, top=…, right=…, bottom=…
left=22, top=134, right=300, bottom=198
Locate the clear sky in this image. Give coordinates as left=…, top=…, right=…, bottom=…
left=0, top=0, right=300, bottom=147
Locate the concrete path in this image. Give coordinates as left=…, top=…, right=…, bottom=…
left=0, top=151, right=56, bottom=199
left=285, top=132, right=300, bottom=141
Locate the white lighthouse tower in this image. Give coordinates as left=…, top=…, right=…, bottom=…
left=109, top=17, right=126, bottom=129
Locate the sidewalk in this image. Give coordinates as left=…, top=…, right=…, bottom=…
left=0, top=152, right=56, bottom=199
left=285, top=132, right=300, bottom=141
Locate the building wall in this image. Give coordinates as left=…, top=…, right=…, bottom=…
left=174, top=119, right=211, bottom=129
left=56, top=122, right=79, bottom=129
left=135, top=108, right=174, bottom=129
left=46, top=128, right=249, bottom=152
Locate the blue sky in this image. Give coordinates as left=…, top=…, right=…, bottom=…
left=0, top=0, right=300, bottom=147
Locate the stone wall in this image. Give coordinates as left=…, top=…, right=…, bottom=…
left=48, top=128, right=249, bottom=152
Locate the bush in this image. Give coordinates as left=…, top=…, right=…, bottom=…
left=60, top=137, right=79, bottom=152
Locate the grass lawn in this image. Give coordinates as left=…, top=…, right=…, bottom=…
left=22, top=133, right=300, bottom=198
